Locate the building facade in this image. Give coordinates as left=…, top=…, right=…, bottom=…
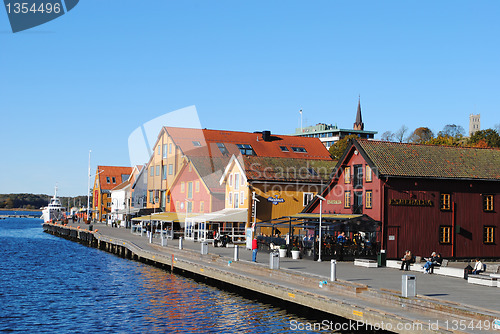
left=306, top=139, right=500, bottom=259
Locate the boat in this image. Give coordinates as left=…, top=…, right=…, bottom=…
left=41, top=186, right=67, bottom=223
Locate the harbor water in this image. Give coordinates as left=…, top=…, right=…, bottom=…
left=0, top=215, right=341, bottom=333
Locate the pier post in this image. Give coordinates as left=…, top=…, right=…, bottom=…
left=149, top=231, right=153, bottom=244
left=330, top=259, right=337, bottom=282
left=161, top=233, right=167, bottom=247
left=234, top=245, right=239, bottom=261
left=179, top=237, right=183, bottom=250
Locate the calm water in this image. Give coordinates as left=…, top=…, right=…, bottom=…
left=0, top=216, right=335, bottom=333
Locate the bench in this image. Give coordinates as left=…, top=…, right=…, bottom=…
left=468, top=275, right=498, bottom=287
left=354, top=259, right=378, bottom=268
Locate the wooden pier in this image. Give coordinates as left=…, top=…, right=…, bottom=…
left=43, top=222, right=500, bottom=334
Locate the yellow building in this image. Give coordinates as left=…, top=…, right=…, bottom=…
left=220, top=155, right=337, bottom=236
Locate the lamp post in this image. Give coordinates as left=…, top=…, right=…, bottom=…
left=317, top=195, right=326, bottom=262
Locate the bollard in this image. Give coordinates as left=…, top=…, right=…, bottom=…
left=149, top=231, right=153, bottom=244
left=402, top=275, right=416, bottom=297
left=201, top=242, right=208, bottom=255
left=330, top=259, right=337, bottom=282
left=234, top=245, right=239, bottom=261
left=179, top=236, right=183, bottom=250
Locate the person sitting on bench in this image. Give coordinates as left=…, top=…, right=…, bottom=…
left=423, top=252, right=442, bottom=274
left=400, top=250, right=413, bottom=271
left=472, top=258, right=484, bottom=275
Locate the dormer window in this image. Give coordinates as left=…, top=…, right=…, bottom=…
left=237, top=144, right=255, bottom=156
left=192, top=141, right=201, bottom=147
left=291, top=147, right=307, bottom=153
left=217, top=143, right=228, bottom=155
left=280, top=146, right=289, bottom=152
left=106, top=177, right=110, bottom=183
left=112, top=177, right=116, bottom=184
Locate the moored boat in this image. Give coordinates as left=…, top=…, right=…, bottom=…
left=41, top=187, right=66, bottom=223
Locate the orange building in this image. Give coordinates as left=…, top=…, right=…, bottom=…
left=92, top=165, right=133, bottom=222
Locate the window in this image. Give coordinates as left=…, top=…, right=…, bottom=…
left=162, top=144, right=167, bottom=158
left=303, top=192, right=314, bottom=206
left=181, top=182, right=185, bottom=193
left=439, top=226, right=451, bottom=244
left=161, top=191, right=166, bottom=208
left=217, top=143, right=228, bottom=155
left=236, top=144, right=255, bottom=156
left=169, top=143, right=173, bottom=154
left=175, top=201, right=180, bottom=211
left=484, top=226, right=495, bottom=244
left=150, top=167, right=154, bottom=177
left=234, top=193, right=239, bottom=208
left=187, top=201, right=192, bottom=213
left=240, top=191, right=244, bottom=205
left=149, top=190, right=154, bottom=204
left=192, top=141, right=201, bottom=147
left=366, top=165, right=372, bottom=182
left=241, top=174, right=245, bottom=186
left=228, top=192, right=233, bottom=205
left=195, top=181, right=200, bottom=192
left=344, top=166, right=351, bottom=184
left=307, top=168, right=318, bottom=176
left=157, top=145, right=160, bottom=155
left=156, top=165, right=160, bottom=176
left=366, top=190, right=373, bottom=209
left=187, top=182, right=193, bottom=199
left=234, top=173, right=240, bottom=190
left=291, top=147, right=307, bottom=153
left=440, top=193, right=451, bottom=211
left=353, top=165, right=363, bottom=188
left=162, top=166, right=167, bottom=180
left=167, top=194, right=170, bottom=203
left=483, top=195, right=494, bottom=212
left=344, top=191, right=351, bottom=208
left=112, top=177, right=116, bottom=183
left=280, top=146, right=289, bottom=152
left=168, top=164, right=173, bottom=175
left=200, top=201, right=205, bottom=212
left=229, top=173, right=233, bottom=187
left=106, top=177, right=110, bottom=183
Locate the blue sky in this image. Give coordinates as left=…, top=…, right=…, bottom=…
left=1, top=1, right=499, bottom=196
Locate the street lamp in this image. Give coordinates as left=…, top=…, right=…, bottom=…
left=317, top=195, right=326, bottom=262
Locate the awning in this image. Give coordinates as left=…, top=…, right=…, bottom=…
left=113, top=208, right=141, bottom=215
left=187, top=208, right=248, bottom=223
left=132, top=212, right=199, bottom=222
left=256, top=213, right=380, bottom=232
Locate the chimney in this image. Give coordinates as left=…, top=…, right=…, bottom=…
left=262, top=130, right=271, bottom=142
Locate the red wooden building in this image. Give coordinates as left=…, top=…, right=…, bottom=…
left=306, top=139, right=500, bottom=259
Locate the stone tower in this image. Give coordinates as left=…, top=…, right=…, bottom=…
left=469, top=114, right=480, bottom=136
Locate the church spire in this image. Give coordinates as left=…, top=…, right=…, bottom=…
left=353, top=95, right=364, bottom=130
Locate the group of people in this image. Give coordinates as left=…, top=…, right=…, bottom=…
left=401, top=250, right=486, bottom=276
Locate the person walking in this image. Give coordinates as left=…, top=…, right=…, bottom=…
left=252, top=237, right=258, bottom=262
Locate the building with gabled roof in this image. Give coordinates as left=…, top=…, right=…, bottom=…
left=305, top=139, right=500, bottom=259
left=145, top=127, right=333, bottom=214
left=92, top=165, right=133, bottom=222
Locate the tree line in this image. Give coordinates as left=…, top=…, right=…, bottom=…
left=329, top=124, right=500, bottom=160
left=0, top=194, right=90, bottom=210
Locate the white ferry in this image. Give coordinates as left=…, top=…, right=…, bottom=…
left=41, top=187, right=66, bottom=223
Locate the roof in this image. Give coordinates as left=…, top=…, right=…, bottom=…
left=97, top=166, right=134, bottom=191
left=132, top=212, right=199, bottom=222
left=111, top=179, right=131, bottom=192
left=163, top=127, right=332, bottom=160
left=353, top=140, right=500, bottom=180
left=239, top=156, right=337, bottom=183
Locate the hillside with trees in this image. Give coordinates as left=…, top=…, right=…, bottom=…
left=0, top=194, right=90, bottom=210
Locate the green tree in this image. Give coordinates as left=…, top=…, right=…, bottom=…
left=423, top=135, right=463, bottom=147
left=329, top=135, right=359, bottom=160
left=438, top=124, right=465, bottom=138
left=468, top=129, right=500, bottom=148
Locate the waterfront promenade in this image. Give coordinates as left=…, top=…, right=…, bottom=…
left=48, top=222, right=500, bottom=333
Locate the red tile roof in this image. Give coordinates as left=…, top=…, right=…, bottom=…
left=97, top=166, right=134, bottom=191
left=164, top=127, right=332, bottom=160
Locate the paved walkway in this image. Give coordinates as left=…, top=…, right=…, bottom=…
left=80, top=222, right=500, bottom=316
